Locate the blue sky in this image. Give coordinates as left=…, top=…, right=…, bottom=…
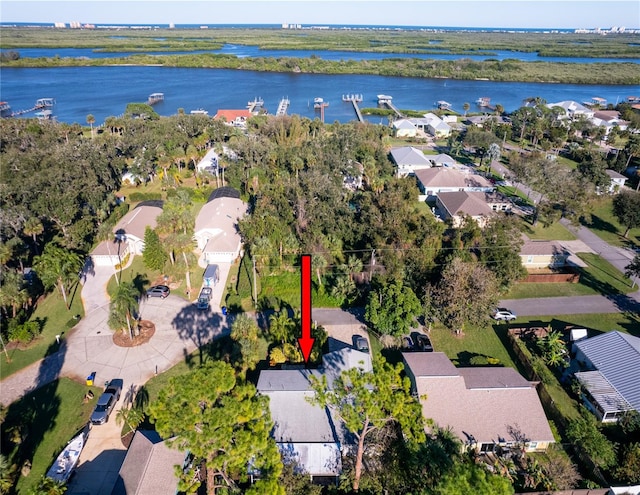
left=1, top=1, right=638, bottom=29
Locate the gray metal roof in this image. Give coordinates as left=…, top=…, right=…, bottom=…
left=575, top=331, right=640, bottom=411
left=575, top=370, right=633, bottom=413
left=389, top=146, right=432, bottom=167
left=256, top=369, right=322, bottom=392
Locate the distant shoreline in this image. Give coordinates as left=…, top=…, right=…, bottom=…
left=1, top=22, right=638, bottom=34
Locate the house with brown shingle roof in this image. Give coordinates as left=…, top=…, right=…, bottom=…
left=112, top=430, right=186, bottom=495
left=414, top=167, right=493, bottom=199
left=402, top=352, right=555, bottom=454
left=435, top=191, right=495, bottom=227
left=520, top=239, right=570, bottom=269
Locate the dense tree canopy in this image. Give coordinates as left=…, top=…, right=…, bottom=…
left=309, top=357, right=425, bottom=491
left=148, top=362, right=283, bottom=495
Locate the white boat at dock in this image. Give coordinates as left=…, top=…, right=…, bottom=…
left=35, top=98, right=55, bottom=108
left=147, top=93, right=164, bottom=105
left=313, top=97, right=328, bottom=109
left=46, top=424, right=90, bottom=484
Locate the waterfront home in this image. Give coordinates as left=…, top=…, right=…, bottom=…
left=421, top=112, right=452, bottom=138
left=392, top=119, right=418, bottom=138
left=214, top=109, right=253, bottom=127
left=592, top=111, right=630, bottom=136
left=573, top=331, right=640, bottom=423
left=403, top=352, right=555, bottom=454
left=390, top=146, right=432, bottom=177
left=194, top=187, right=246, bottom=264
left=91, top=203, right=162, bottom=267
left=546, top=101, right=595, bottom=120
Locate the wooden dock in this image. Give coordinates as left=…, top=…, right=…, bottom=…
left=276, top=97, right=290, bottom=116
left=343, top=94, right=364, bottom=122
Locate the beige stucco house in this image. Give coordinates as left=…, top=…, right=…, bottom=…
left=403, top=352, right=555, bottom=454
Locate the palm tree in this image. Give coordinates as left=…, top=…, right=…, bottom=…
left=462, top=102, right=470, bottom=116
left=116, top=406, right=144, bottom=436
left=486, top=142, right=501, bottom=174
left=23, top=217, right=44, bottom=255
left=268, top=311, right=294, bottom=345
left=108, top=280, right=139, bottom=339
left=86, top=114, right=95, bottom=138
left=33, top=243, right=83, bottom=310
left=345, top=255, right=363, bottom=282
left=171, top=232, right=196, bottom=297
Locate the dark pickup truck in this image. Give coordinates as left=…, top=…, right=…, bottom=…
left=90, top=378, right=123, bottom=425
left=197, top=287, right=213, bottom=310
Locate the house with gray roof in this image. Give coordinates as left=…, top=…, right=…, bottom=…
left=428, top=153, right=457, bottom=168
left=392, top=119, right=418, bottom=138
left=390, top=146, right=432, bottom=177
left=91, top=204, right=163, bottom=267
left=546, top=100, right=595, bottom=120
left=403, top=352, right=555, bottom=454
left=605, top=169, right=627, bottom=194
left=256, top=347, right=371, bottom=481
left=112, top=430, right=186, bottom=495
left=194, top=187, right=247, bottom=264
left=573, top=331, right=640, bottom=422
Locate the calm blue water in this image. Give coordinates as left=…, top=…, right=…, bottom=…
left=11, top=44, right=640, bottom=64
left=1, top=66, right=638, bottom=125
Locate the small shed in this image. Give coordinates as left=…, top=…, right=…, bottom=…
left=203, top=264, right=219, bottom=287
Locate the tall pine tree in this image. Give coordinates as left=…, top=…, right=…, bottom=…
left=142, top=226, right=167, bottom=271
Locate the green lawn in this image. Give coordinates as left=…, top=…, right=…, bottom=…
left=583, top=198, right=640, bottom=248
left=1, top=378, right=101, bottom=494
left=521, top=220, right=577, bottom=241
left=259, top=271, right=342, bottom=310
left=0, top=288, right=85, bottom=380
left=429, top=322, right=517, bottom=369
left=506, top=252, right=634, bottom=299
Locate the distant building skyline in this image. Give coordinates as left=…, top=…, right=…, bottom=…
left=2, top=1, right=639, bottom=30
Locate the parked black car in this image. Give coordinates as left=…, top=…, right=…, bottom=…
left=413, top=333, right=434, bottom=352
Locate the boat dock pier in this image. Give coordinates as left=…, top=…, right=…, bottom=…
left=377, top=94, right=403, bottom=118
left=276, top=97, right=290, bottom=116
left=148, top=93, right=164, bottom=105
left=343, top=94, right=364, bottom=122
left=247, top=97, right=264, bottom=114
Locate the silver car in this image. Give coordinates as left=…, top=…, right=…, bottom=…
left=90, top=392, right=116, bottom=425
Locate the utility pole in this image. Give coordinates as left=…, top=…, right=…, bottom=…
left=369, top=249, right=376, bottom=282
left=252, top=256, right=258, bottom=305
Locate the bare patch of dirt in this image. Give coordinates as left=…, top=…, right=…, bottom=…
left=112, top=320, right=156, bottom=347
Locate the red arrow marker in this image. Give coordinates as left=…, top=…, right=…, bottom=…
left=298, top=254, right=315, bottom=363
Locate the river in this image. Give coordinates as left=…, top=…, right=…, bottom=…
left=1, top=65, right=638, bottom=125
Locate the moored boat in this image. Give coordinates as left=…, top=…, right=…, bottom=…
left=46, top=423, right=90, bottom=483
left=0, top=101, right=11, bottom=118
